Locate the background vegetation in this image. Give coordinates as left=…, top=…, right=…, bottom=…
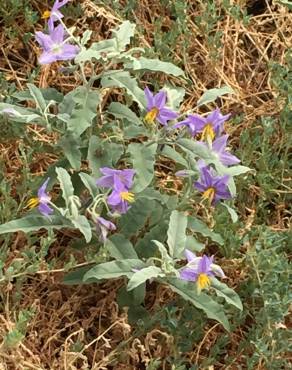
left=0, top=0, right=291, bottom=369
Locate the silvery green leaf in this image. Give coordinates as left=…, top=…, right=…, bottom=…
left=107, top=102, right=143, bottom=125
left=112, top=21, right=135, bottom=52
left=177, top=138, right=214, bottom=161
left=152, top=240, right=173, bottom=262
left=106, top=234, right=138, bottom=260
left=197, top=86, right=234, bottom=107
left=78, top=172, right=99, bottom=198
left=185, top=236, right=205, bottom=252
left=67, top=86, right=99, bottom=137
left=27, top=83, right=47, bottom=111
left=223, top=165, right=252, bottom=177
left=126, top=57, right=185, bottom=77
left=120, top=198, right=156, bottom=237
left=127, top=266, right=164, bottom=291
left=0, top=103, right=42, bottom=124
left=88, top=136, right=124, bottom=177
left=0, top=216, right=73, bottom=234
left=168, top=278, right=230, bottom=331
left=221, top=203, right=239, bottom=223
left=71, top=215, right=92, bottom=243
left=167, top=210, right=188, bottom=258
left=101, top=70, right=146, bottom=108
left=81, top=30, right=93, bottom=46
left=163, top=85, right=185, bottom=110
left=63, top=266, right=96, bottom=285
left=75, top=40, right=118, bottom=63
left=58, top=134, right=81, bottom=170
left=188, top=216, right=224, bottom=245
left=128, top=143, right=157, bottom=192
left=211, top=277, right=243, bottom=310
left=161, top=145, right=188, bottom=167
left=83, top=259, right=146, bottom=281
left=56, top=167, right=75, bottom=207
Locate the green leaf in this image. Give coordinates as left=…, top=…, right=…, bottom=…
left=81, top=30, right=92, bottom=46
left=107, top=102, right=143, bottom=126
left=58, top=134, right=81, bottom=170
left=56, top=167, right=74, bottom=207
left=126, top=57, right=185, bottom=77
left=101, top=70, right=146, bottom=108
left=161, top=145, right=188, bottom=167
left=63, top=265, right=96, bottom=285
left=127, top=266, right=164, bottom=291
left=71, top=215, right=92, bottom=243
left=27, top=83, right=47, bottom=111
left=88, top=136, right=124, bottom=177
left=152, top=240, right=173, bottom=262
left=167, top=210, right=188, bottom=258
left=168, top=278, right=230, bottom=331
left=211, top=278, right=243, bottom=310
left=221, top=203, right=239, bottom=223
left=163, top=85, right=185, bottom=110
left=197, top=86, right=234, bottom=107
left=117, top=284, right=146, bottom=306
left=66, top=86, right=99, bottom=137
left=128, top=143, right=157, bottom=192
left=187, top=216, right=224, bottom=245
left=119, top=198, right=156, bottom=237
left=112, top=21, right=135, bottom=52
left=83, top=259, right=146, bottom=281
left=78, top=172, right=99, bottom=198
left=106, top=234, right=138, bottom=260
left=185, top=236, right=205, bottom=252
left=136, top=223, right=168, bottom=259
left=223, top=165, right=252, bottom=177
left=0, top=216, right=73, bottom=234
left=75, top=39, right=118, bottom=63
left=0, top=103, right=42, bottom=124
left=177, top=138, right=214, bottom=161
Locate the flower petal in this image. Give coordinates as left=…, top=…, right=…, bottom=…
left=153, top=90, right=166, bottom=109
left=144, top=87, right=154, bottom=110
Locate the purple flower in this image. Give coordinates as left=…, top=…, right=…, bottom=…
left=96, top=167, right=135, bottom=190
left=194, top=166, right=231, bottom=204
left=35, top=24, right=79, bottom=65
left=144, top=87, right=178, bottom=126
left=174, top=108, right=230, bottom=141
left=107, top=178, right=134, bottom=214
left=197, top=135, right=240, bottom=166
left=96, top=216, right=116, bottom=243
left=180, top=249, right=225, bottom=292
left=42, top=0, right=69, bottom=31
left=27, top=178, right=53, bottom=217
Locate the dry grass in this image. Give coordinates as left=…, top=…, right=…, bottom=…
left=0, top=0, right=291, bottom=368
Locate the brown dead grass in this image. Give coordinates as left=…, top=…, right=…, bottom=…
left=0, top=0, right=291, bottom=369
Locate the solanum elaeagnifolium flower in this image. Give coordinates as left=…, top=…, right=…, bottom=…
left=144, top=87, right=178, bottom=126
left=180, top=249, right=225, bottom=293
left=27, top=178, right=53, bottom=217
left=198, top=134, right=240, bottom=167
left=96, top=167, right=135, bottom=190
left=96, top=167, right=135, bottom=215
left=194, top=166, right=231, bottom=204
left=96, top=216, right=116, bottom=243
left=35, top=24, right=79, bottom=64
left=174, top=108, right=230, bottom=141
left=42, top=0, right=69, bottom=31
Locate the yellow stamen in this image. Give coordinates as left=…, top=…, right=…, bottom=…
left=27, top=197, right=40, bottom=209
left=201, top=123, right=215, bottom=141
left=197, top=273, right=211, bottom=292
left=120, top=191, right=135, bottom=203
left=42, top=10, right=51, bottom=19
left=202, top=187, right=215, bottom=203
left=145, top=107, right=159, bottom=125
